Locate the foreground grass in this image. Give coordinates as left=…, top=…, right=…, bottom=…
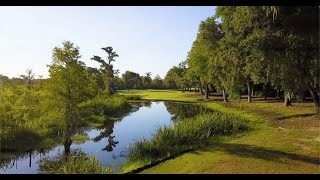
left=120, top=90, right=320, bottom=174
left=39, top=152, right=112, bottom=174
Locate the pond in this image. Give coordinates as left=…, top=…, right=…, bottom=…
left=0, top=101, right=213, bottom=174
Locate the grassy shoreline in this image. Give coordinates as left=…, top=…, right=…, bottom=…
left=119, top=90, right=320, bottom=174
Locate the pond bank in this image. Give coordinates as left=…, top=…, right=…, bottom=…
left=119, top=90, right=320, bottom=174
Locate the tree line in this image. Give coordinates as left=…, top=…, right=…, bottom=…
left=163, top=6, right=319, bottom=116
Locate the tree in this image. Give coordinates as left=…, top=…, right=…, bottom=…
left=256, top=6, right=319, bottom=111
left=122, top=71, right=143, bottom=90
left=20, top=69, right=35, bottom=90
left=152, top=75, right=164, bottom=89
left=47, top=41, right=91, bottom=151
left=142, top=72, right=152, bottom=89
left=0, top=74, right=9, bottom=91
left=215, top=6, right=274, bottom=103
left=187, top=16, right=222, bottom=99
left=91, top=46, right=119, bottom=95
left=164, top=62, right=189, bottom=91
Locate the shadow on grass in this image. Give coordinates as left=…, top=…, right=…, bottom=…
left=214, top=143, right=319, bottom=165
left=276, top=113, right=315, bottom=120
left=125, top=148, right=195, bottom=174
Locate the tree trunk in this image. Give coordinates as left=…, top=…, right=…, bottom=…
left=205, top=84, right=209, bottom=99
left=309, top=87, right=320, bottom=118
left=63, top=125, right=72, bottom=157
left=222, top=87, right=228, bottom=103
left=199, top=80, right=204, bottom=96
left=297, top=90, right=305, bottom=103
left=284, top=92, right=292, bottom=107
left=247, top=81, right=252, bottom=103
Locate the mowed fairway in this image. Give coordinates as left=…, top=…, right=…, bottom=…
left=119, top=90, right=320, bottom=174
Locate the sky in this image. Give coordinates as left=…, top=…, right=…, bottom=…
left=0, top=6, right=216, bottom=79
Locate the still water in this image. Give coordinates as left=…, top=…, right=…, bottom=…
left=0, top=101, right=212, bottom=174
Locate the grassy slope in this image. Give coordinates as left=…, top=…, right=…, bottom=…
left=119, top=89, right=320, bottom=174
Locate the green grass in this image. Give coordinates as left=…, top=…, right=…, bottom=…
left=118, top=90, right=320, bottom=174
left=39, top=152, right=113, bottom=174
left=118, top=89, right=197, bottom=102
left=120, top=112, right=252, bottom=173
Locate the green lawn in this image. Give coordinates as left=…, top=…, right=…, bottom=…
left=119, top=89, right=320, bottom=174
left=118, top=89, right=197, bottom=102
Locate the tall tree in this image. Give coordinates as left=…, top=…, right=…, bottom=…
left=91, top=46, right=119, bottom=95
left=216, top=7, right=273, bottom=103
left=47, top=41, right=91, bottom=150
left=142, top=72, right=152, bottom=89
left=187, top=16, right=221, bottom=99
left=265, top=6, right=319, bottom=111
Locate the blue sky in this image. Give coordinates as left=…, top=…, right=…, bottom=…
left=0, top=6, right=215, bottom=79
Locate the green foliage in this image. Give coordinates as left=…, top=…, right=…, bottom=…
left=122, top=71, right=143, bottom=90
left=47, top=41, right=93, bottom=129
left=163, top=62, right=189, bottom=90
left=151, top=75, right=164, bottom=89
left=91, top=46, right=119, bottom=95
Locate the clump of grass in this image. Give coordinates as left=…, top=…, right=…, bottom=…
left=39, top=152, right=113, bottom=174
left=121, top=112, right=252, bottom=173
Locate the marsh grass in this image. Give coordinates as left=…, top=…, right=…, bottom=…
left=120, top=112, right=252, bottom=173
left=78, top=95, right=131, bottom=123
left=123, top=95, right=142, bottom=101
left=39, top=152, right=113, bottom=174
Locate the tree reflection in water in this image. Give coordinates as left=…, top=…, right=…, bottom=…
left=93, top=120, right=118, bottom=152
left=164, top=101, right=214, bottom=121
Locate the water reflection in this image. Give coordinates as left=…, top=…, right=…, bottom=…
left=0, top=101, right=212, bottom=174
left=93, top=120, right=118, bottom=152
left=163, top=101, right=214, bottom=121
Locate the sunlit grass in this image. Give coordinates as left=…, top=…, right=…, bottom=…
left=118, top=89, right=197, bottom=102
